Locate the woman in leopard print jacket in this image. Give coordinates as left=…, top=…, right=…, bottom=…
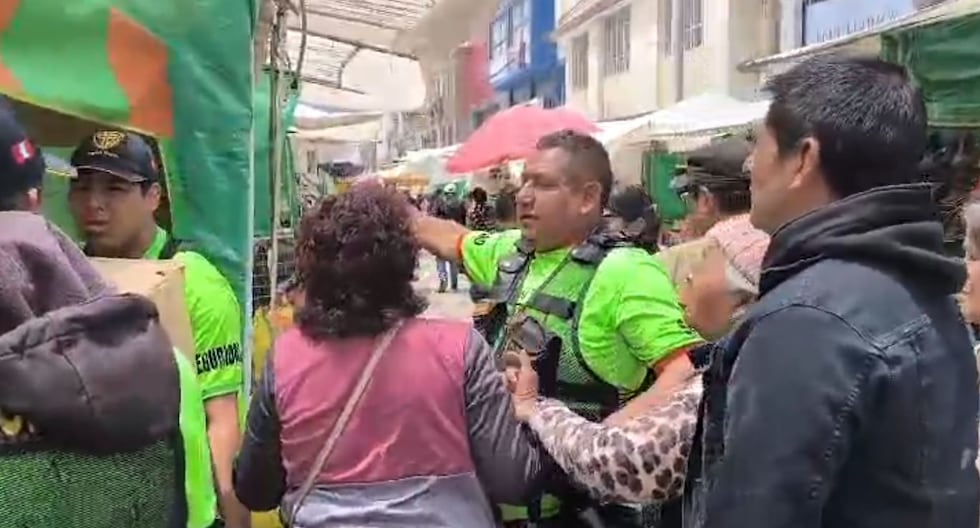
left=508, top=227, right=769, bottom=505
left=522, top=372, right=703, bottom=504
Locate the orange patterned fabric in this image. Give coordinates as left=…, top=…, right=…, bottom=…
left=0, top=0, right=22, bottom=95
left=107, top=8, right=174, bottom=137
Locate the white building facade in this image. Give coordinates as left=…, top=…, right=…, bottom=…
left=556, top=0, right=780, bottom=121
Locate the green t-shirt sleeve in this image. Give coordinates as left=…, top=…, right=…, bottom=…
left=460, top=229, right=523, bottom=287
left=596, top=249, right=704, bottom=366
left=177, top=252, right=245, bottom=401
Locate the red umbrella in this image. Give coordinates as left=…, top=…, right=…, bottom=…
left=446, top=106, right=599, bottom=173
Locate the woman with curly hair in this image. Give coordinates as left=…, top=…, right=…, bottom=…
left=234, top=184, right=547, bottom=527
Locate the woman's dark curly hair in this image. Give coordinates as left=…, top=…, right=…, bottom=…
left=296, top=184, right=426, bottom=340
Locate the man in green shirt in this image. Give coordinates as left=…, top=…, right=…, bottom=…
left=413, top=130, right=702, bottom=526
left=67, top=130, right=248, bottom=528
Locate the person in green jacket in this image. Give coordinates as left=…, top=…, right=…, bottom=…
left=67, top=130, right=247, bottom=528
left=412, top=130, right=702, bottom=526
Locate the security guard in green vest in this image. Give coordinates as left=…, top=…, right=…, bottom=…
left=412, top=130, right=703, bottom=527
left=67, top=130, right=249, bottom=528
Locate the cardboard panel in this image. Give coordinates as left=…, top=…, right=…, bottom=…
left=90, top=258, right=195, bottom=361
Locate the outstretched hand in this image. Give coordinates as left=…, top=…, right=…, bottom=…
left=503, top=351, right=540, bottom=422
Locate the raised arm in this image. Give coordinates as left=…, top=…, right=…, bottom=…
left=410, top=209, right=470, bottom=263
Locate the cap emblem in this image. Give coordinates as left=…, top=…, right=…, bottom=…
left=91, top=130, right=126, bottom=150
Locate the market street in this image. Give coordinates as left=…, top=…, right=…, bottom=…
left=418, top=252, right=474, bottom=321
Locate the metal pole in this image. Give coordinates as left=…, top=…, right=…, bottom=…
left=269, top=4, right=287, bottom=310
left=671, top=0, right=684, bottom=102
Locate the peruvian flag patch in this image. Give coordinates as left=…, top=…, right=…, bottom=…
left=11, top=139, right=35, bottom=165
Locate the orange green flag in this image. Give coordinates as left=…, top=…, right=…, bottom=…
left=0, top=0, right=258, bottom=301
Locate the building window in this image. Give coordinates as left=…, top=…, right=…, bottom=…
left=490, top=15, right=508, bottom=61
left=570, top=34, right=589, bottom=90
left=683, top=0, right=703, bottom=50
left=602, top=6, right=630, bottom=77
left=659, top=0, right=672, bottom=55
left=510, top=0, right=527, bottom=47
left=509, top=0, right=530, bottom=67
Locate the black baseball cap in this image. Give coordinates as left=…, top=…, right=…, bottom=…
left=672, top=138, right=753, bottom=193
left=70, top=130, right=160, bottom=183
left=685, top=138, right=752, bottom=180
left=0, top=109, right=45, bottom=199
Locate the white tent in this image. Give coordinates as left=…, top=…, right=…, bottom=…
left=595, top=94, right=769, bottom=149
left=383, top=144, right=461, bottom=185
left=646, top=94, right=770, bottom=139
left=292, top=104, right=384, bottom=129
left=290, top=120, right=383, bottom=143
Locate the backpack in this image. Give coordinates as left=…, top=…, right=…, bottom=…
left=0, top=295, right=186, bottom=528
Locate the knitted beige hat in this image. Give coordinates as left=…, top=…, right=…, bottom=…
left=704, top=214, right=770, bottom=293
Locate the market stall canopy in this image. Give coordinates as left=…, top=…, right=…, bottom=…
left=292, top=104, right=383, bottom=129
left=392, top=144, right=461, bottom=184
left=595, top=112, right=660, bottom=147
left=882, top=4, right=980, bottom=126
left=290, top=119, right=382, bottom=143
left=257, top=0, right=431, bottom=111
left=739, top=0, right=980, bottom=72
left=646, top=94, right=770, bottom=139
left=595, top=94, right=768, bottom=148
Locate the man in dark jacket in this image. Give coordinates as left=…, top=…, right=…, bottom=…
left=685, top=56, right=979, bottom=528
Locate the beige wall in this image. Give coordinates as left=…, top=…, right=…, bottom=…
left=560, top=0, right=659, bottom=120
left=562, top=0, right=776, bottom=118
left=657, top=0, right=777, bottom=106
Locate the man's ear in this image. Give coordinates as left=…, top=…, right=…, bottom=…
left=25, top=187, right=41, bottom=213
left=790, top=137, right=821, bottom=190
left=146, top=182, right=162, bottom=212
left=580, top=180, right=604, bottom=215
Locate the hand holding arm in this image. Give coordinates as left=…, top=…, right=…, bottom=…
left=510, top=351, right=701, bottom=504
left=464, top=334, right=549, bottom=505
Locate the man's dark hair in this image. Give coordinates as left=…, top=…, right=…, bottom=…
left=0, top=184, right=36, bottom=212
left=763, top=55, right=927, bottom=197
left=536, top=129, right=614, bottom=206
left=470, top=187, right=488, bottom=205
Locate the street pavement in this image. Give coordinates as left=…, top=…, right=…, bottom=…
left=417, top=252, right=474, bottom=321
